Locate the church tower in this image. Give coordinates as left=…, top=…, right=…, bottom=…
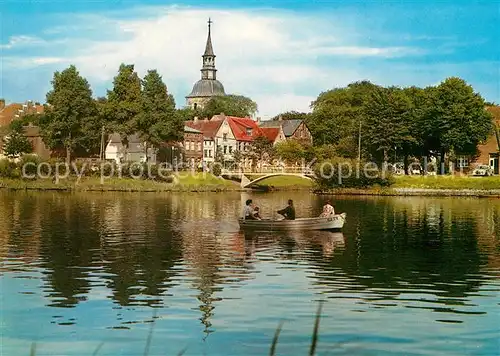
left=186, top=18, right=226, bottom=110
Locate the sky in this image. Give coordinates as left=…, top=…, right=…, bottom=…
left=1, top=0, right=499, bottom=119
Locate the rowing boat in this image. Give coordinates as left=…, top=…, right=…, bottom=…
left=238, top=213, right=346, bottom=231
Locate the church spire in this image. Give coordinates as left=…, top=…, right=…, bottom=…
left=204, top=18, right=214, bottom=56
left=201, top=18, right=216, bottom=80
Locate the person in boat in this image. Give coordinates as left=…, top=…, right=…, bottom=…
left=242, top=199, right=258, bottom=220
left=320, top=200, right=335, bottom=217
left=253, top=206, right=262, bottom=220
left=277, top=199, right=295, bottom=220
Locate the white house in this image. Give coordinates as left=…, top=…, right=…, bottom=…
left=105, top=133, right=157, bottom=164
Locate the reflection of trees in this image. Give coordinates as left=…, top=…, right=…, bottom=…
left=100, top=197, right=183, bottom=307
left=38, top=196, right=101, bottom=307
left=302, top=197, right=494, bottom=301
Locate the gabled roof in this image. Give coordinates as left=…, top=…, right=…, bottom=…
left=259, top=127, right=281, bottom=142
left=108, top=133, right=143, bottom=145
left=260, top=119, right=304, bottom=137
left=226, top=116, right=262, bottom=141
left=185, top=119, right=224, bottom=140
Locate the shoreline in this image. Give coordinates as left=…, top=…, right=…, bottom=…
left=314, top=188, right=500, bottom=197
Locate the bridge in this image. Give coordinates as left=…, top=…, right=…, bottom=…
left=221, top=167, right=317, bottom=188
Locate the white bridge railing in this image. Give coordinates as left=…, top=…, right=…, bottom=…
left=222, top=166, right=315, bottom=175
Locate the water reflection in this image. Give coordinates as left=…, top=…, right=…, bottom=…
left=1, top=191, right=499, bottom=353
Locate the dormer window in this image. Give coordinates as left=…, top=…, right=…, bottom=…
left=246, top=128, right=252, bottom=136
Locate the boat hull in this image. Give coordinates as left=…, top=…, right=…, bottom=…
left=238, top=213, right=346, bottom=231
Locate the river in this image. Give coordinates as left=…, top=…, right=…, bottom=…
left=0, top=191, right=499, bottom=355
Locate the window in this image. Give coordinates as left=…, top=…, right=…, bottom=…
left=194, top=103, right=198, bottom=110
left=197, top=142, right=201, bottom=151
left=457, top=157, right=469, bottom=168
left=246, top=128, right=252, bottom=136
left=185, top=141, right=190, bottom=150
left=223, top=133, right=227, bottom=141
left=204, top=149, right=208, bottom=157
left=229, top=146, right=233, bottom=153
left=209, top=150, right=212, bottom=158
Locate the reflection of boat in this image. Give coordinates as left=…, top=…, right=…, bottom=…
left=238, top=213, right=346, bottom=231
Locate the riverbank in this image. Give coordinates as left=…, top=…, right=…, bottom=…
left=315, top=176, right=500, bottom=197
left=0, top=174, right=242, bottom=192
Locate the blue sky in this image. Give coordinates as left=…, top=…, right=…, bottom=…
left=1, top=0, right=499, bottom=118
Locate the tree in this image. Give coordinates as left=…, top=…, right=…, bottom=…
left=363, top=86, right=418, bottom=165
left=274, top=139, right=305, bottom=165
left=40, top=65, right=98, bottom=163
left=137, top=70, right=184, bottom=161
left=247, top=135, right=274, bottom=169
left=308, top=81, right=381, bottom=148
left=106, top=64, right=142, bottom=161
left=422, top=77, right=493, bottom=173
left=3, top=120, right=32, bottom=158
left=201, top=95, right=258, bottom=118
left=271, top=111, right=309, bottom=121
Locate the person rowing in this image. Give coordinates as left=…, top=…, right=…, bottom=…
left=277, top=199, right=295, bottom=220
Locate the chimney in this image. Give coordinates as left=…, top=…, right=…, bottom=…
left=220, top=112, right=225, bottom=118
left=0, top=99, right=5, bottom=111
left=256, top=117, right=261, bottom=124
left=194, top=116, right=199, bottom=123
left=204, top=117, right=208, bottom=122
left=278, top=115, right=283, bottom=121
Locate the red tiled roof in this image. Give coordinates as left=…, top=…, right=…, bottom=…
left=0, top=103, right=45, bottom=127
left=0, top=103, right=22, bottom=127
left=227, top=116, right=262, bottom=141
left=185, top=119, right=224, bottom=139
left=259, top=127, right=280, bottom=142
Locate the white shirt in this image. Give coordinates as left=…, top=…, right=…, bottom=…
left=321, top=204, right=335, bottom=217
left=242, top=205, right=253, bottom=218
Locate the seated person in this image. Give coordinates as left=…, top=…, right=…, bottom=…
left=242, top=199, right=258, bottom=220
left=320, top=200, right=335, bottom=217
left=252, top=207, right=262, bottom=220
left=277, top=199, right=295, bottom=220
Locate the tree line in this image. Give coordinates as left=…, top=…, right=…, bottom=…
left=3, top=64, right=258, bottom=164
left=272, top=77, right=495, bottom=174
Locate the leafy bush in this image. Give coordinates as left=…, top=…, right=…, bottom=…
left=19, top=154, right=41, bottom=178
left=211, top=163, right=222, bottom=177
left=313, top=157, right=394, bottom=189
left=0, top=159, right=17, bottom=178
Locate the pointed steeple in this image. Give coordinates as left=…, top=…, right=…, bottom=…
left=204, top=18, right=214, bottom=56
left=201, top=18, right=217, bottom=80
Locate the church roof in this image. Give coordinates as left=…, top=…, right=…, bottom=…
left=186, top=79, right=225, bottom=98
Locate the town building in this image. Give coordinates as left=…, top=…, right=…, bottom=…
left=259, top=116, right=313, bottom=145
left=185, top=19, right=226, bottom=111
left=459, top=106, right=500, bottom=174
left=0, top=100, right=52, bottom=159
left=185, top=117, right=225, bottom=165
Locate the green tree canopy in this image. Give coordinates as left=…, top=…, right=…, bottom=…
left=422, top=77, right=493, bottom=166
left=201, top=95, right=258, bottom=118
left=106, top=64, right=142, bottom=152
left=137, top=69, right=184, bottom=161
left=271, top=111, right=310, bottom=121
left=40, top=65, right=98, bottom=163
left=3, top=119, right=32, bottom=158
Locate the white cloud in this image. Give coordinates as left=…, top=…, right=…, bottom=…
left=0, top=35, right=46, bottom=49
left=1, top=6, right=429, bottom=117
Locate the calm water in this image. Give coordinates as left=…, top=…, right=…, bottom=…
left=1, top=191, right=499, bottom=355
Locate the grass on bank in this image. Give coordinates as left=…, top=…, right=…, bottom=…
left=0, top=173, right=239, bottom=192
left=391, top=175, right=500, bottom=190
